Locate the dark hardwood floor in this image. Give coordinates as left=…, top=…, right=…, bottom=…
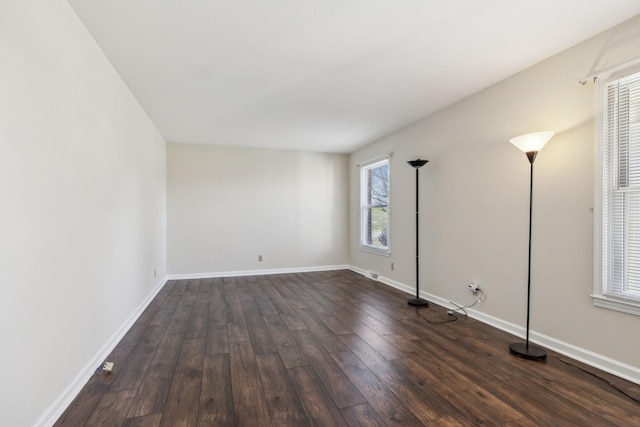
left=55, top=270, right=640, bottom=426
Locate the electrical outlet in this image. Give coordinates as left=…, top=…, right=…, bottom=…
left=468, top=283, right=479, bottom=293
left=258, top=255, right=263, bottom=262
left=102, top=362, right=114, bottom=372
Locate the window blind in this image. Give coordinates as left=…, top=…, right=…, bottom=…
left=604, top=71, right=640, bottom=300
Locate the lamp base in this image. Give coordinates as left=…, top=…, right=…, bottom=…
left=509, top=342, right=547, bottom=361
left=408, top=298, right=428, bottom=307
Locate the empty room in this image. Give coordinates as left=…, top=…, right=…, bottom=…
left=3, top=0, right=640, bottom=426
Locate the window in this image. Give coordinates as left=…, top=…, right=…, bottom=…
left=595, top=66, right=640, bottom=315
left=360, top=156, right=390, bottom=254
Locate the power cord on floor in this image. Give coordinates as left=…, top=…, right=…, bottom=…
left=414, top=306, right=458, bottom=323
left=555, top=356, right=640, bottom=403
left=448, top=288, right=485, bottom=317
left=413, top=286, right=486, bottom=323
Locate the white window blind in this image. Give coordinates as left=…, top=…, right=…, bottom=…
left=599, top=69, right=640, bottom=310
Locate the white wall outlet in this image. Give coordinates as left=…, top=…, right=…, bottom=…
left=258, top=255, right=263, bottom=262
left=468, top=283, right=479, bottom=293
left=102, top=362, right=114, bottom=372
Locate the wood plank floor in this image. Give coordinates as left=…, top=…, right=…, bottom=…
left=55, top=270, right=640, bottom=426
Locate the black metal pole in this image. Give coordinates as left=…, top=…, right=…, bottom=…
left=509, top=151, right=546, bottom=360
left=415, top=167, right=420, bottom=300
left=526, top=159, right=533, bottom=349
left=407, top=159, right=428, bottom=307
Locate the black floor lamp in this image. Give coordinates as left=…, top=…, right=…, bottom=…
left=508, top=131, right=554, bottom=360
left=407, top=159, right=429, bottom=307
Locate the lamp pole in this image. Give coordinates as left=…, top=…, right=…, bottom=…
left=526, top=153, right=534, bottom=349
left=407, top=159, right=428, bottom=307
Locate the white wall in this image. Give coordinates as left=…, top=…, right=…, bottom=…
left=168, top=143, right=349, bottom=275
left=0, top=1, right=167, bottom=425
left=350, top=16, right=640, bottom=376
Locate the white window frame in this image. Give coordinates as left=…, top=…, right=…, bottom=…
left=593, top=64, right=640, bottom=316
left=359, top=154, right=391, bottom=256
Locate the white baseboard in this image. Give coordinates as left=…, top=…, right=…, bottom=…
left=167, top=264, right=350, bottom=280
left=349, top=267, right=640, bottom=386
left=35, top=276, right=169, bottom=427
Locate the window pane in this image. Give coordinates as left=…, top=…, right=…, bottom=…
left=365, top=206, right=388, bottom=247
left=360, top=157, right=390, bottom=252
left=619, top=191, right=640, bottom=297
left=368, top=163, right=389, bottom=207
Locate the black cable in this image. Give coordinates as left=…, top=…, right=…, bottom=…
left=448, top=288, right=485, bottom=316
left=414, top=307, right=458, bottom=323
left=555, top=356, right=640, bottom=403
left=448, top=301, right=469, bottom=316
left=413, top=287, right=486, bottom=322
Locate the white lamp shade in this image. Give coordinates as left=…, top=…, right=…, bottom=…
left=509, top=131, right=555, bottom=153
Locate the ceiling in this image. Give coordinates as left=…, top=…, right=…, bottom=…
left=67, top=0, right=640, bottom=153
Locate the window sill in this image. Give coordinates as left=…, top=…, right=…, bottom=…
left=591, top=294, right=640, bottom=316
left=359, top=245, right=391, bottom=257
